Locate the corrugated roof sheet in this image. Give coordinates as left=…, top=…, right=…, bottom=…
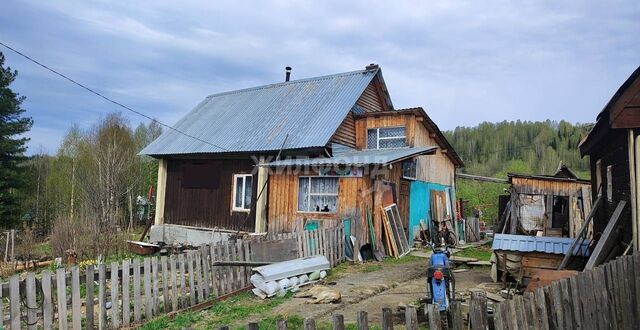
left=259, top=147, right=437, bottom=167
left=140, top=69, right=379, bottom=156
left=492, top=234, right=590, bottom=255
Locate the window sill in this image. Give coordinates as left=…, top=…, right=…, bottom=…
left=297, top=211, right=338, bottom=215
left=232, top=208, right=251, bottom=213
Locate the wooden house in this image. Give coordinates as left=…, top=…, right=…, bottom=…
left=579, top=65, right=640, bottom=257
left=140, top=64, right=463, bottom=247
left=264, top=107, right=463, bottom=250
left=500, top=165, right=592, bottom=238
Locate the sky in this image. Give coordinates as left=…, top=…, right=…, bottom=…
left=1, top=1, right=639, bottom=155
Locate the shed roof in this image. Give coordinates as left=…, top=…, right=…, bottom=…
left=140, top=68, right=380, bottom=156
left=260, top=147, right=436, bottom=167
left=492, top=234, right=590, bottom=255
left=580, top=65, right=640, bottom=155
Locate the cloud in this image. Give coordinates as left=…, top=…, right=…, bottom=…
left=0, top=0, right=638, bottom=154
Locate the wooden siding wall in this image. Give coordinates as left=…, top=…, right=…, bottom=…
left=589, top=129, right=632, bottom=240
left=508, top=177, right=593, bottom=238
left=355, top=114, right=455, bottom=186
left=267, top=171, right=373, bottom=234
left=510, top=177, right=591, bottom=197
left=355, top=115, right=407, bottom=149
left=330, top=111, right=357, bottom=148
left=356, top=81, right=385, bottom=112
left=165, top=159, right=256, bottom=231
left=413, top=118, right=456, bottom=186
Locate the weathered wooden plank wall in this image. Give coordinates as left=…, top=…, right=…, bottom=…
left=164, top=159, right=257, bottom=231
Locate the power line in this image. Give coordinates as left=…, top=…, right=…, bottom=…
left=0, top=41, right=228, bottom=152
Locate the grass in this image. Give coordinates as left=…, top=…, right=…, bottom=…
left=454, top=243, right=493, bottom=261
left=141, top=291, right=293, bottom=330
left=141, top=311, right=203, bottom=330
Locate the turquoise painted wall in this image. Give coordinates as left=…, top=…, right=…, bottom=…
left=408, top=181, right=455, bottom=242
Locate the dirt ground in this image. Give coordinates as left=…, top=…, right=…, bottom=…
left=248, top=255, right=492, bottom=326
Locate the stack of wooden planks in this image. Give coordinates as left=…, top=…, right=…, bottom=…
left=381, top=204, right=410, bottom=258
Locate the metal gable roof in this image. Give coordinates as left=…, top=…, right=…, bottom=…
left=140, top=69, right=379, bottom=156
left=258, top=147, right=437, bottom=167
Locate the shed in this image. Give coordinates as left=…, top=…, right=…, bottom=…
left=578, top=65, right=640, bottom=263
left=491, top=233, right=588, bottom=288
left=498, top=164, right=592, bottom=238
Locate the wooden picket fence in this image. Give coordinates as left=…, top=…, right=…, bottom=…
left=490, top=254, right=639, bottom=329
left=0, top=225, right=345, bottom=329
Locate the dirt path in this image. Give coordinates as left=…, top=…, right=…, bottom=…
left=250, top=257, right=492, bottom=326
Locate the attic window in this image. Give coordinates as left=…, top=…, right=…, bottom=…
left=367, top=127, right=407, bottom=149
left=298, top=177, right=338, bottom=213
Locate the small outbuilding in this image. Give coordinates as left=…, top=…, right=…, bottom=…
left=497, top=164, right=592, bottom=238
left=579, top=65, right=640, bottom=262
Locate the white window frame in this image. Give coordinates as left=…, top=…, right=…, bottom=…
left=402, top=159, right=417, bottom=180
left=367, top=126, right=407, bottom=149
left=298, top=176, right=339, bottom=214
left=232, top=174, right=252, bottom=212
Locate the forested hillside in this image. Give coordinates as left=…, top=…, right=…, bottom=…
left=444, top=120, right=593, bottom=222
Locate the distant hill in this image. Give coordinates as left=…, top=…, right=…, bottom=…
left=444, top=120, right=593, bottom=222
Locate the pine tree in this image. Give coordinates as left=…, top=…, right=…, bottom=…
left=0, top=52, right=33, bottom=227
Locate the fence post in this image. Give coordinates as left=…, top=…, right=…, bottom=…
left=133, top=258, right=142, bottom=322
left=9, top=274, right=20, bottom=330
left=382, top=307, right=393, bottom=330
left=123, top=259, right=131, bottom=326
left=469, top=290, right=487, bottom=330
left=405, top=306, right=418, bottom=330
left=71, top=266, right=82, bottom=330
left=333, top=313, right=345, bottom=330
left=144, top=258, right=153, bottom=319
left=26, top=272, right=38, bottom=330
left=450, top=300, right=464, bottom=330
left=427, top=304, right=441, bottom=330
left=170, top=255, right=179, bottom=311
left=523, top=291, right=537, bottom=327
left=493, top=303, right=504, bottom=330
left=277, top=318, right=288, bottom=330
left=357, top=310, right=369, bottom=330
left=304, top=317, right=316, bottom=330
left=98, top=264, right=106, bottom=330
left=534, top=287, right=550, bottom=330
left=85, top=265, right=94, bottom=329
left=161, top=255, right=170, bottom=312
left=111, top=261, right=120, bottom=328
left=57, top=267, right=69, bottom=330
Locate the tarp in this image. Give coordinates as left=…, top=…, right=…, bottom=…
left=518, top=194, right=546, bottom=232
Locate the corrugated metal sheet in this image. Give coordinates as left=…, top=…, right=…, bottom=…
left=259, top=147, right=437, bottom=167
left=492, top=234, right=590, bottom=255
left=140, top=69, right=379, bottom=156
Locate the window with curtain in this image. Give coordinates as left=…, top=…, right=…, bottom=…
left=233, top=174, right=253, bottom=211
left=298, top=177, right=339, bottom=213
left=367, top=127, right=407, bottom=149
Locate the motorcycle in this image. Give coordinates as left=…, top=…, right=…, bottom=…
left=425, top=239, right=455, bottom=328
